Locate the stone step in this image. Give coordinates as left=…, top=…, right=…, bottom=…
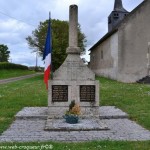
left=15, top=106, right=128, bottom=120
left=45, top=119, right=109, bottom=131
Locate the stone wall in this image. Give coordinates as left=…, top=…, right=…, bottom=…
left=90, top=32, right=119, bottom=80
left=118, top=1, right=150, bottom=82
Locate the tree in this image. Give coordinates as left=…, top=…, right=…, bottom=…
left=26, top=19, right=87, bottom=71
left=0, top=44, right=10, bottom=62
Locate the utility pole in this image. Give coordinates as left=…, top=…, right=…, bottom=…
left=35, top=51, right=38, bottom=71
left=147, top=42, right=150, bottom=76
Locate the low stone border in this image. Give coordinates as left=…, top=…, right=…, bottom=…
left=15, top=106, right=128, bottom=120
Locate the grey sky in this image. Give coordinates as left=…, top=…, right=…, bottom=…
left=0, top=0, right=143, bottom=66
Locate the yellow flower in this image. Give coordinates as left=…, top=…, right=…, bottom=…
left=70, top=104, right=81, bottom=115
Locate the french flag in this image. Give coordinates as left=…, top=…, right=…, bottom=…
left=43, top=17, right=52, bottom=89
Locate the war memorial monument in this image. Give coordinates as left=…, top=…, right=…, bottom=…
left=44, top=5, right=108, bottom=131
left=47, top=5, right=99, bottom=119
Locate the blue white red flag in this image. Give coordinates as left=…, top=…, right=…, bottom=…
left=43, top=15, right=52, bottom=89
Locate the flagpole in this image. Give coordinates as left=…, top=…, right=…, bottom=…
left=49, top=12, right=53, bottom=80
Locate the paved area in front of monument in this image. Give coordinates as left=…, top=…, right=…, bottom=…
left=0, top=106, right=150, bottom=142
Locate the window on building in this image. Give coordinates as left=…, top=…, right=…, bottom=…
left=114, top=13, right=119, bottom=18
left=101, top=50, right=103, bottom=59
left=113, top=13, right=119, bottom=19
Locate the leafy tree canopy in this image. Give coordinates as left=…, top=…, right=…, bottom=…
left=0, top=44, right=10, bottom=62
left=26, top=19, right=87, bottom=71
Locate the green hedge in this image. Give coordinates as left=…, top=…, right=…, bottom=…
left=0, top=62, right=28, bottom=70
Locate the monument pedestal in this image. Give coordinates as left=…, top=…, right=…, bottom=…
left=48, top=54, right=100, bottom=118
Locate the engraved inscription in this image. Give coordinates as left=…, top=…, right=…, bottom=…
left=52, top=85, right=68, bottom=102
left=80, top=85, right=95, bottom=102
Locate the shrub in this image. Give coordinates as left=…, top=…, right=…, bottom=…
left=0, top=62, right=28, bottom=70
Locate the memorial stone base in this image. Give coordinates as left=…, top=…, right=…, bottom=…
left=47, top=54, right=100, bottom=119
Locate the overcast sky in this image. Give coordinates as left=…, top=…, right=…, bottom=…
left=0, top=0, right=143, bottom=67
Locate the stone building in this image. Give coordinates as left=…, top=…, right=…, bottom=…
left=89, top=0, right=150, bottom=83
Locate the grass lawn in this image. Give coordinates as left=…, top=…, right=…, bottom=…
left=0, top=69, right=36, bottom=79
left=0, top=75, right=47, bottom=134
left=0, top=141, right=150, bottom=150
left=98, top=76, right=150, bottom=130
left=0, top=75, right=149, bottom=149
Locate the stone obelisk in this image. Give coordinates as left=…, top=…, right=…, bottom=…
left=66, top=5, right=80, bottom=54
left=47, top=5, right=100, bottom=119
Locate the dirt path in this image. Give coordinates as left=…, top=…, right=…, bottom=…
left=0, top=73, right=43, bottom=85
